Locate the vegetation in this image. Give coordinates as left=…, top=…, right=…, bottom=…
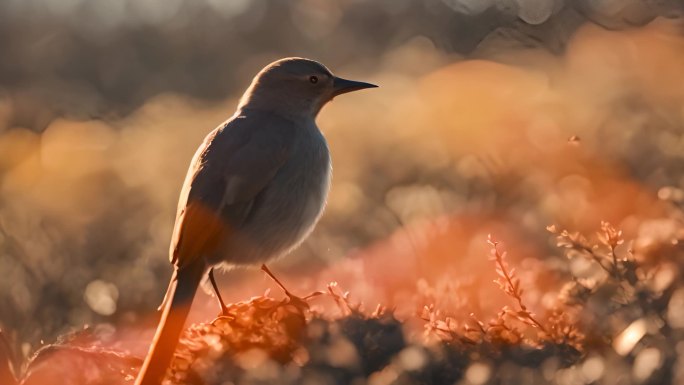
left=6, top=209, right=684, bottom=384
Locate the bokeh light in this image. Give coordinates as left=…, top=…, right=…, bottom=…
left=2, top=1, right=684, bottom=384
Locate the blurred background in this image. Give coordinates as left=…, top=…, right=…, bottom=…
left=1, top=0, right=684, bottom=364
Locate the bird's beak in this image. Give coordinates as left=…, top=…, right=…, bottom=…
left=332, top=76, right=378, bottom=96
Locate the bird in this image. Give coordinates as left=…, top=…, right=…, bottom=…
left=135, top=57, right=377, bottom=385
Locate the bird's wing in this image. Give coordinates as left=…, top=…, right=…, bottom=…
left=170, top=115, right=294, bottom=269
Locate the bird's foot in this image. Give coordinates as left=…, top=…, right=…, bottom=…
left=260, top=264, right=319, bottom=311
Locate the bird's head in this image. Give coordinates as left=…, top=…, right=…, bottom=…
left=238, top=57, right=377, bottom=118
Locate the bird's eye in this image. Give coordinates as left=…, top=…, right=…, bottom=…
left=309, top=75, right=318, bottom=84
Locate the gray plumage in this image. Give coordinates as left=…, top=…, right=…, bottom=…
left=136, top=57, right=376, bottom=385
left=176, top=108, right=331, bottom=265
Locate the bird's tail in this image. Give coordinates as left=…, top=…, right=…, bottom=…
left=0, top=329, right=17, bottom=385
left=135, top=260, right=206, bottom=385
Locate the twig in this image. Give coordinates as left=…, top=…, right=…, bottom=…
left=488, top=236, right=548, bottom=334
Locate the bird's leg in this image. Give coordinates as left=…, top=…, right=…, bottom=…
left=260, top=264, right=309, bottom=309
left=260, top=264, right=293, bottom=297
left=208, top=268, right=230, bottom=317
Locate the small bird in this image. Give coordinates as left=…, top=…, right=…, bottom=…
left=135, top=57, right=376, bottom=385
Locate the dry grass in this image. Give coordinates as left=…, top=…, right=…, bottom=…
left=6, top=209, right=684, bottom=384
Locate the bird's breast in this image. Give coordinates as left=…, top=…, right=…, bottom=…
left=275, top=128, right=331, bottom=243
left=227, top=126, right=331, bottom=264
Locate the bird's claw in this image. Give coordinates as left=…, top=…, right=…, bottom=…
left=260, top=264, right=311, bottom=311
left=284, top=292, right=310, bottom=311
